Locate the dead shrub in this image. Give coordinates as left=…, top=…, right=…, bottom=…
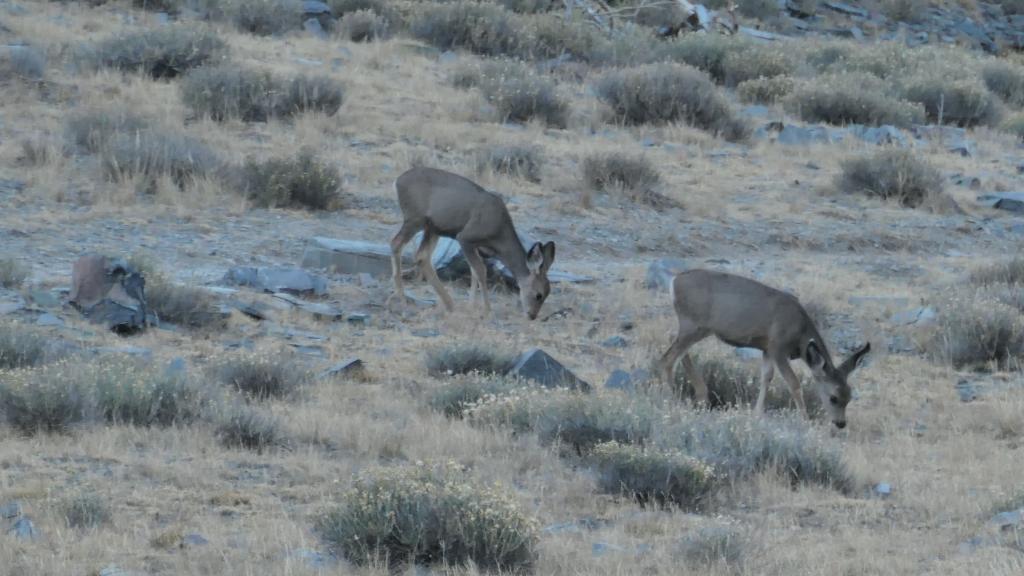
left=837, top=149, right=944, bottom=209
left=216, top=404, right=286, bottom=451
left=426, top=345, right=514, bottom=378
left=216, top=352, right=312, bottom=401
left=582, top=152, right=661, bottom=195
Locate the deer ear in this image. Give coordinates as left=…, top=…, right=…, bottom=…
left=527, top=242, right=544, bottom=273
left=541, top=241, right=555, bottom=269
left=805, top=341, right=825, bottom=370
left=839, top=342, right=871, bottom=376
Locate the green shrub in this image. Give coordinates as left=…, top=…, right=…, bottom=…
left=242, top=149, right=342, bottom=210
left=216, top=404, right=286, bottom=451
left=101, top=130, right=220, bottom=189
left=0, top=323, right=49, bottom=370
left=182, top=65, right=344, bottom=121
left=426, top=346, right=514, bottom=378
left=590, top=441, right=715, bottom=508
left=475, top=144, right=543, bottom=182
left=1, top=45, right=46, bottom=81
left=982, top=60, right=1024, bottom=108
left=722, top=49, right=793, bottom=88
left=737, top=75, right=794, bottom=104
left=582, top=152, right=661, bottom=197
left=93, top=360, right=207, bottom=426
left=316, top=463, right=539, bottom=571
left=338, top=10, right=390, bottom=41
left=901, top=75, right=1003, bottom=127
left=837, top=149, right=944, bottom=209
left=786, top=74, right=926, bottom=127
left=595, top=63, right=748, bottom=141
left=479, top=67, right=568, bottom=127
left=927, top=289, right=1024, bottom=370
left=970, top=258, right=1024, bottom=286
left=231, top=0, right=303, bottom=35
left=0, top=258, right=28, bottom=289
left=465, top=389, right=654, bottom=452
left=1003, top=113, right=1024, bottom=141
left=62, top=493, right=112, bottom=529
left=65, top=108, right=149, bottom=154
left=0, top=361, right=93, bottom=434
left=429, top=375, right=524, bottom=418
left=81, top=26, right=226, bottom=78
left=657, top=34, right=752, bottom=83
left=216, top=352, right=311, bottom=400
left=409, top=1, right=522, bottom=57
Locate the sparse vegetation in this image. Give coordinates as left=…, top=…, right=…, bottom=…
left=100, top=129, right=221, bottom=189
left=65, top=108, right=150, bottom=154
left=1, top=45, right=46, bottom=81
left=182, top=65, right=344, bottom=121
left=1003, top=113, right=1024, bottom=141
left=582, top=152, right=661, bottom=195
left=145, top=280, right=226, bottom=329
left=339, top=10, right=390, bottom=41
left=595, top=63, right=748, bottom=140
left=80, top=26, right=226, bottom=78
left=242, top=150, right=342, bottom=210
left=0, top=258, right=28, bottom=289
left=837, top=149, right=944, bottom=208
left=317, top=463, right=539, bottom=572
left=216, top=404, right=286, bottom=451
left=982, top=60, right=1024, bottom=108
left=928, top=289, right=1024, bottom=370
left=429, top=375, right=524, bottom=417
left=722, top=49, right=794, bottom=88
left=478, top=67, right=568, bottom=127
left=970, top=258, right=1024, bottom=286
left=216, top=352, right=311, bottom=400
left=881, top=0, right=928, bottom=22
left=786, top=74, right=926, bottom=127
left=62, top=493, right=112, bottom=529
left=658, top=34, right=752, bottom=84
left=410, top=1, right=521, bottom=57
left=676, top=526, right=745, bottom=566
left=93, top=360, right=207, bottom=426
left=737, top=75, right=794, bottom=104
left=475, top=144, right=543, bottom=182
left=230, top=0, right=304, bottom=36
left=590, top=441, right=715, bottom=508
left=0, top=323, right=49, bottom=370
left=671, top=354, right=819, bottom=413
left=426, top=345, right=514, bottom=378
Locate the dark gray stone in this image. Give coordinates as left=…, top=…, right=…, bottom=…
left=828, top=26, right=864, bottom=40
left=304, top=18, right=327, bottom=38
left=509, top=348, right=591, bottom=392
left=738, top=26, right=779, bottom=41
left=823, top=1, right=868, bottom=17
left=956, top=380, right=980, bottom=403
left=978, top=192, right=1024, bottom=213
left=223, top=266, right=328, bottom=296
left=35, top=313, right=63, bottom=327
left=645, top=257, right=690, bottom=290
left=166, top=357, right=187, bottom=377
left=777, top=124, right=834, bottom=145
left=873, top=482, right=892, bottom=497
left=183, top=533, right=209, bottom=547
left=0, top=501, right=21, bottom=519
left=28, top=290, right=59, bottom=308
left=319, top=358, right=364, bottom=379
left=8, top=517, right=36, bottom=540
left=346, top=312, right=369, bottom=325
left=302, top=0, right=331, bottom=15
left=601, top=335, right=628, bottom=348
left=849, top=124, right=908, bottom=147
left=890, top=307, right=937, bottom=326
left=411, top=328, right=440, bottom=338
left=69, top=255, right=149, bottom=334
left=785, top=0, right=815, bottom=18
left=0, top=179, right=25, bottom=195
left=301, top=237, right=395, bottom=277
left=734, top=347, right=763, bottom=360
left=604, top=368, right=650, bottom=393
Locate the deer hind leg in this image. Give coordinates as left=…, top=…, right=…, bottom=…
left=755, top=354, right=775, bottom=414
left=416, top=229, right=454, bottom=312
left=389, top=220, right=421, bottom=308
left=774, top=355, right=809, bottom=419
left=459, top=242, right=490, bottom=316
left=658, top=320, right=709, bottom=406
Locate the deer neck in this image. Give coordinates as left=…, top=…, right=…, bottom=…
left=493, top=231, right=531, bottom=283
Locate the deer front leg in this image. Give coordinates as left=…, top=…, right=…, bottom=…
left=776, top=357, right=809, bottom=419
left=460, top=243, right=490, bottom=317
left=755, top=354, right=774, bottom=414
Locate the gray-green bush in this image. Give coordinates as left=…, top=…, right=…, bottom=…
left=582, top=152, right=660, bottom=194
left=0, top=323, right=49, bottom=370
left=671, top=354, right=820, bottom=414
left=65, top=108, right=150, bottom=154
left=0, top=258, right=28, bottom=289
left=657, top=34, right=752, bottom=84
left=316, top=463, right=539, bottom=572
left=982, top=60, right=1024, bottom=108
left=80, top=26, right=226, bottom=78
left=927, top=289, right=1024, bottom=370
left=429, top=375, right=524, bottom=418
left=837, top=149, right=944, bottom=209
left=786, top=74, right=926, bottom=128
left=231, top=0, right=304, bottom=35
left=479, top=68, right=568, bottom=127
left=216, top=404, right=286, bottom=451
left=216, top=352, right=311, bottom=400
left=901, top=75, right=1002, bottom=127
left=591, top=441, right=715, bottom=508
left=62, top=493, right=112, bottom=529
left=242, top=149, right=342, bottom=210
left=737, top=75, right=794, bottom=104
left=338, top=10, right=390, bottom=41
left=595, top=63, right=748, bottom=140
left=722, top=49, right=794, bottom=88
left=182, top=64, right=344, bottom=121
left=409, top=1, right=521, bottom=57
left=101, top=130, right=221, bottom=189
left=475, top=144, right=543, bottom=182
left=970, top=258, right=1024, bottom=286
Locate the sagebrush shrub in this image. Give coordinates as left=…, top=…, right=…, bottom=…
left=519, top=12, right=601, bottom=61
left=671, top=354, right=820, bottom=414
left=1003, top=113, right=1024, bottom=141
left=582, top=153, right=660, bottom=194
left=0, top=362, right=92, bottom=434
left=657, top=34, right=752, bottom=83
left=837, top=149, right=944, bottom=208
left=101, top=130, right=221, bottom=189
left=329, top=0, right=398, bottom=21
left=475, top=144, right=543, bottom=182
left=498, top=0, right=556, bottom=13
left=283, top=74, right=346, bottom=117
left=786, top=74, right=926, bottom=127
left=927, top=289, right=1024, bottom=370
left=81, top=26, right=226, bottom=78
left=595, top=63, right=748, bottom=140
left=722, top=49, right=793, bottom=88
left=216, top=352, right=311, bottom=400
left=62, top=493, right=112, bottom=529
left=0, top=323, right=49, bottom=370
left=132, top=0, right=182, bottom=11
left=429, top=375, right=524, bottom=418
left=677, top=526, right=745, bottom=565
left=882, top=0, right=927, bottom=22
left=590, top=441, right=715, bottom=508
left=970, top=258, right=1024, bottom=286
left=93, top=360, right=207, bottom=426
left=410, top=1, right=522, bottom=57
left=182, top=65, right=343, bottom=121
left=426, top=346, right=514, bottom=378
left=230, top=0, right=303, bottom=35
left=1, top=45, right=46, bottom=80
left=242, top=150, right=342, bottom=210
left=144, top=280, right=226, bottom=329
left=339, top=10, right=390, bottom=41
left=982, top=60, right=1024, bottom=108
left=317, top=463, right=539, bottom=571
left=901, top=74, right=1002, bottom=127
left=0, top=258, right=28, bottom=289
left=737, top=75, right=794, bottom=104
left=479, top=68, right=568, bottom=127
left=216, top=404, right=285, bottom=451
left=65, top=108, right=149, bottom=154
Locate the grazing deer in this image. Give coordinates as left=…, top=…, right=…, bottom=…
left=658, top=269, right=871, bottom=429
left=390, top=167, right=556, bottom=320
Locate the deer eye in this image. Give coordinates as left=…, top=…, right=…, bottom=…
left=535, top=293, right=543, bottom=302
left=829, top=396, right=839, bottom=405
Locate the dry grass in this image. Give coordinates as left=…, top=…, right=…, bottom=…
left=837, top=149, right=945, bottom=209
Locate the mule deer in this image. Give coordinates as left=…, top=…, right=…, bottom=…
left=658, top=269, right=870, bottom=429
left=390, top=167, right=556, bottom=319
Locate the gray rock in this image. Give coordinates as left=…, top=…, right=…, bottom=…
left=69, top=254, right=149, bottom=334
left=955, top=380, right=980, bottom=403
left=738, top=26, right=779, bottom=41
left=604, top=368, right=649, bottom=393
left=592, top=541, right=629, bottom=556
left=848, top=295, right=910, bottom=308
left=223, top=266, right=328, bottom=296
left=509, top=348, right=591, bottom=392
left=0, top=298, right=25, bottom=315
left=98, top=567, right=135, bottom=576
left=411, top=328, right=440, bottom=338
left=182, top=533, right=209, bottom=547
left=873, top=482, right=892, bottom=497
left=889, top=307, right=937, bottom=326
left=734, top=347, right=763, bottom=360
left=357, top=272, right=378, bottom=287
left=439, top=50, right=458, bottom=63
left=304, top=18, right=327, bottom=38
left=645, top=257, right=691, bottom=290
left=828, top=26, right=864, bottom=40
left=319, top=358, right=364, bottom=379
left=989, top=509, right=1023, bottom=531
left=154, top=11, right=169, bottom=25
left=28, top=289, right=60, bottom=308
left=301, top=237, right=396, bottom=277
left=94, top=346, right=153, bottom=359
left=601, top=335, right=628, bottom=348
left=823, top=1, right=868, bottom=17
left=0, top=178, right=25, bottom=195
left=8, top=517, right=36, bottom=540
left=0, top=501, right=21, bottom=519
left=977, top=192, right=1024, bottom=213
left=302, top=0, right=331, bottom=14
left=785, top=0, right=815, bottom=18
left=849, top=124, right=908, bottom=147
left=35, top=313, right=63, bottom=327
left=346, top=312, right=369, bottom=325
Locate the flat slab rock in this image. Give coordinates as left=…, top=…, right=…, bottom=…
left=977, top=192, right=1024, bottom=213
left=509, top=348, right=590, bottom=392
left=223, top=266, right=328, bottom=296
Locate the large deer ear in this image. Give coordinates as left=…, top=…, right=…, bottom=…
left=527, top=242, right=544, bottom=273
left=805, top=340, right=825, bottom=370
left=541, top=241, right=555, bottom=271
left=839, top=342, right=871, bottom=377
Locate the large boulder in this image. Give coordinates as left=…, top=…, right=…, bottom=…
left=508, top=348, right=591, bottom=392
left=69, top=254, right=149, bottom=334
